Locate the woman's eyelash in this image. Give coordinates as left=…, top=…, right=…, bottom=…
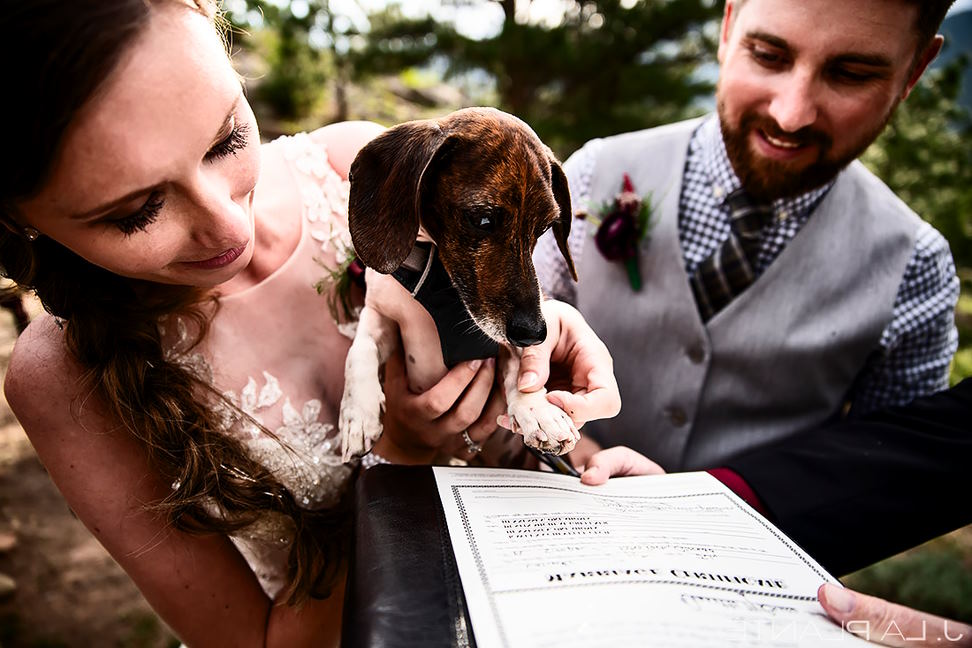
left=104, top=120, right=248, bottom=235
left=206, top=121, right=250, bottom=160
left=112, top=191, right=164, bottom=236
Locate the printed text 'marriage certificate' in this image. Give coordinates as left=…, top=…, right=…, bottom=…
left=433, top=467, right=865, bottom=648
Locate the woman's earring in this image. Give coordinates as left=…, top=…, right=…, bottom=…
left=24, top=227, right=40, bottom=241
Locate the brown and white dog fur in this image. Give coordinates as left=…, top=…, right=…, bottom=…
left=340, top=107, right=580, bottom=462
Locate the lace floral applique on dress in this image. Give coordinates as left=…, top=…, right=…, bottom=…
left=280, top=132, right=361, bottom=340
left=281, top=132, right=354, bottom=263
left=162, top=316, right=352, bottom=598
left=239, top=393, right=350, bottom=510
left=163, top=317, right=351, bottom=511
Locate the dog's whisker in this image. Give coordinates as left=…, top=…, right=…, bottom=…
left=461, top=320, right=484, bottom=336
left=457, top=313, right=503, bottom=341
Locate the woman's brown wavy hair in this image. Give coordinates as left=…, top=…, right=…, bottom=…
left=0, top=0, right=348, bottom=605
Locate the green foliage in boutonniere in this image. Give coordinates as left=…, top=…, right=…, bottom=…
left=580, top=173, right=657, bottom=291
left=314, top=247, right=365, bottom=325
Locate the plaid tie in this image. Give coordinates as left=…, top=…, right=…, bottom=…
left=689, top=189, right=773, bottom=322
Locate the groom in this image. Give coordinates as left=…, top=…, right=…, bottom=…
left=534, top=0, right=960, bottom=470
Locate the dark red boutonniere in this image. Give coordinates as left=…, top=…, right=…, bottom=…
left=581, top=173, right=655, bottom=291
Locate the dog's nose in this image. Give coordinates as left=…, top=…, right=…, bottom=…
left=506, top=312, right=547, bottom=347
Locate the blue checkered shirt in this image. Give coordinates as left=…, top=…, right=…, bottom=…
left=535, top=115, right=959, bottom=413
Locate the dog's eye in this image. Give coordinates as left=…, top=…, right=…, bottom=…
left=464, top=208, right=502, bottom=233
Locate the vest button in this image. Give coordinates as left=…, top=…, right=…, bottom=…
left=687, top=344, right=706, bottom=364
left=666, top=407, right=688, bottom=427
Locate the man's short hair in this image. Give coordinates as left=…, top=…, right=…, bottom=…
left=909, top=0, right=956, bottom=49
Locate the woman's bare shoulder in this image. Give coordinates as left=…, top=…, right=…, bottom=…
left=5, top=314, right=83, bottom=422
left=3, top=314, right=142, bottom=509
left=307, top=121, right=386, bottom=180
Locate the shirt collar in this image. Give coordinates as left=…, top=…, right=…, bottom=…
left=697, top=114, right=835, bottom=221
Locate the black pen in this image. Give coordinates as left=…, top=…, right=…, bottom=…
left=527, top=446, right=581, bottom=478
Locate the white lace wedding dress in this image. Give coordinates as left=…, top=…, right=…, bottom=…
left=164, top=132, right=356, bottom=598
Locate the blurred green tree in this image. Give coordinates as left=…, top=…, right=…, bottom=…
left=224, top=0, right=359, bottom=127
left=351, top=0, right=721, bottom=157
left=860, top=56, right=972, bottom=381
left=862, top=57, right=972, bottom=275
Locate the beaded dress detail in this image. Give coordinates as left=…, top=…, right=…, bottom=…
left=163, top=132, right=355, bottom=598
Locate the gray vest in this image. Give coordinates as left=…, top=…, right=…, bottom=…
left=576, top=118, right=919, bottom=470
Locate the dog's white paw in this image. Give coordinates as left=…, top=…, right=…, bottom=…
left=508, top=389, right=579, bottom=455
left=339, top=383, right=385, bottom=462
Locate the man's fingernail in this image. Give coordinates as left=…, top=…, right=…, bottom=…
left=469, top=359, right=483, bottom=371
left=519, top=371, right=538, bottom=389
left=547, top=393, right=564, bottom=409
left=823, top=584, right=855, bottom=614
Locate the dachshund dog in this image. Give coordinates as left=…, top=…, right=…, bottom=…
left=339, top=107, right=581, bottom=462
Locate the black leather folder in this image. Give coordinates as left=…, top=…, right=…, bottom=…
left=342, top=464, right=477, bottom=648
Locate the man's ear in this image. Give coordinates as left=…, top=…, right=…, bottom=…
left=717, top=0, right=738, bottom=64
left=902, top=35, right=944, bottom=101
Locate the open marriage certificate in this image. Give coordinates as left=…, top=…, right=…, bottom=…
left=433, top=467, right=868, bottom=648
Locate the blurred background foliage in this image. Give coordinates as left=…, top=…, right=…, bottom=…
left=860, top=55, right=972, bottom=383
left=223, top=0, right=723, bottom=154
left=220, top=0, right=972, bottom=622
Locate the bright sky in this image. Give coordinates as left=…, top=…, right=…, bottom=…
left=953, top=0, right=972, bottom=13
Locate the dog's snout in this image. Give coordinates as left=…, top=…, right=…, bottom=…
left=506, top=311, right=547, bottom=347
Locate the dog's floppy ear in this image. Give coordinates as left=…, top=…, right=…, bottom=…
left=549, top=158, right=578, bottom=281
left=348, top=121, right=447, bottom=274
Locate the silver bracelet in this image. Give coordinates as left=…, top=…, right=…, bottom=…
left=360, top=451, right=391, bottom=469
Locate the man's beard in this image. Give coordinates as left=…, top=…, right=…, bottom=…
left=717, top=98, right=894, bottom=203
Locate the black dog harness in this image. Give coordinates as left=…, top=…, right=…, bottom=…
left=392, top=242, right=499, bottom=367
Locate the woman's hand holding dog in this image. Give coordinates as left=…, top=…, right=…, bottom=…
left=379, top=299, right=622, bottom=465
left=376, top=347, right=505, bottom=463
